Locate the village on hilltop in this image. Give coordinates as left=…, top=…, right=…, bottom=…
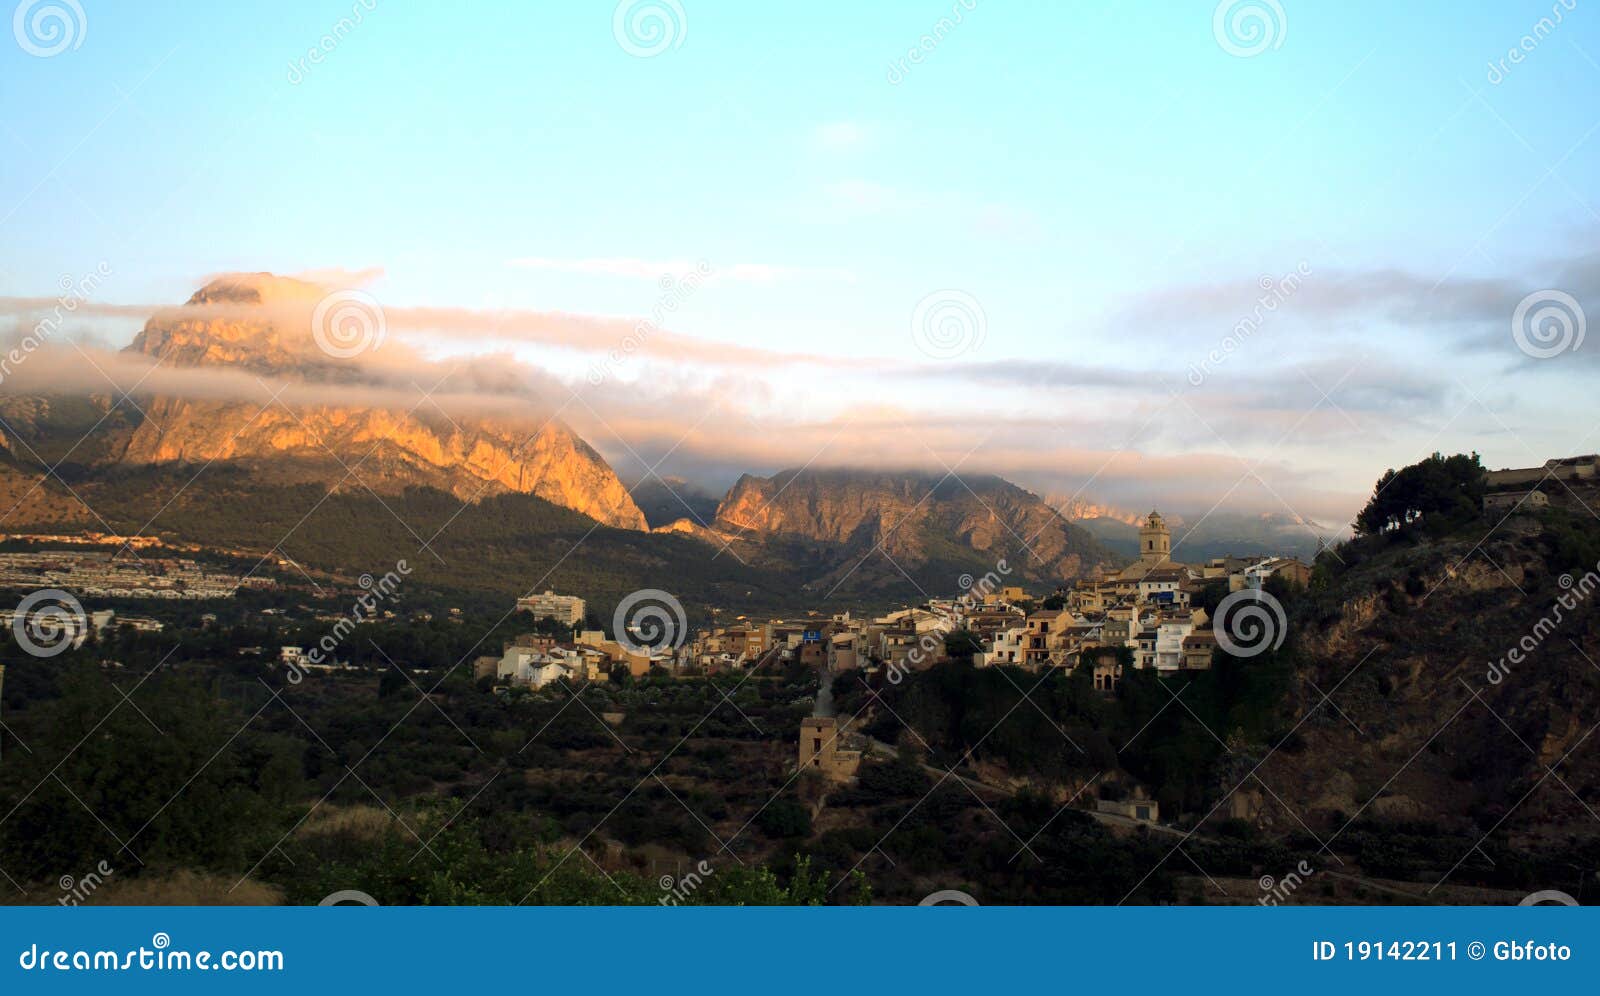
left=482, top=512, right=1311, bottom=696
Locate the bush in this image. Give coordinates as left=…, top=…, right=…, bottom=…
left=755, top=799, right=812, bottom=839
left=857, top=756, right=932, bottom=799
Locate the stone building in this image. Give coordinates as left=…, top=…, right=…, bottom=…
left=1485, top=455, right=1598, bottom=489
left=797, top=716, right=861, bottom=782
left=515, top=590, right=586, bottom=626
left=1483, top=489, right=1550, bottom=513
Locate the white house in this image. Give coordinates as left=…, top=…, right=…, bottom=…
left=981, top=626, right=1027, bottom=667
left=1154, top=618, right=1196, bottom=672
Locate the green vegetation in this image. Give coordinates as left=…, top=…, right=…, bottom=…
left=1354, top=452, right=1484, bottom=537
left=836, top=621, right=1296, bottom=822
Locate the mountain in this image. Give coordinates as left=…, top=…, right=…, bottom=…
left=676, top=467, right=1121, bottom=591
left=1067, top=508, right=1336, bottom=562
left=1238, top=500, right=1600, bottom=856
left=109, top=274, right=647, bottom=530
left=1072, top=515, right=1142, bottom=557
left=631, top=476, right=721, bottom=529
left=0, top=274, right=1121, bottom=606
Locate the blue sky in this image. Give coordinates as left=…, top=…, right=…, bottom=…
left=2, top=1, right=1598, bottom=530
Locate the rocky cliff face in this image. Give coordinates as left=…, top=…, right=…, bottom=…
left=1248, top=513, right=1600, bottom=839
left=115, top=274, right=647, bottom=530
left=707, top=468, right=1118, bottom=584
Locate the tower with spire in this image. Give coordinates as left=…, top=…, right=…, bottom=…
left=1139, top=510, right=1172, bottom=567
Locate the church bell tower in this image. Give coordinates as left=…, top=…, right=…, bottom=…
left=1139, top=510, right=1171, bottom=566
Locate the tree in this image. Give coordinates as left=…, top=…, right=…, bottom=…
left=1192, top=580, right=1229, bottom=617
left=1354, top=452, right=1484, bottom=536
left=942, top=628, right=984, bottom=662
left=0, top=669, right=300, bottom=876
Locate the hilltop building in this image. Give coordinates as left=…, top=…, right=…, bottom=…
left=1485, top=454, right=1599, bottom=489
left=797, top=716, right=861, bottom=782
left=515, top=590, right=586, bottom=626
left=1483, top=455, right=1598, bottom=514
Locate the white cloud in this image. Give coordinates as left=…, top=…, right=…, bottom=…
left=504, top=256, right=853, bottom=284
left=813, top=121, right=867, bottom=150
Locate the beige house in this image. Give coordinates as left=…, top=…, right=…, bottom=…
left=1096, top=793, right=1160, bottom=823
left=1181, top=631, right=1217, bottom=670
left=797, top=716, right=861, bottom=782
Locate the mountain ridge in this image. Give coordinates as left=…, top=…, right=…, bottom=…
left=112, top=274, right=649, bottom=530
left=655, top=466, right=1121, bottom=588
